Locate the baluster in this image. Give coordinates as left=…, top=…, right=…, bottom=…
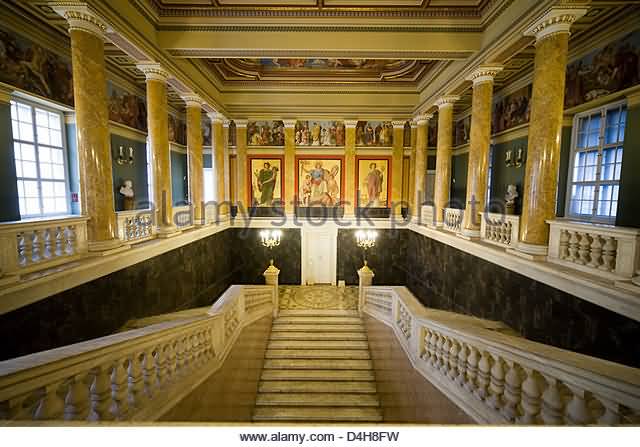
left=110, top=359, right=129, bottom=420
left=474, top=350, right=491, bottom=400
left=23, top=232, right=34, bottom=265
left=142, top=349, right=156, bottom=398
left=599, top=237, right=617, bottom=272
left=433, top=333, right=443, bottom=369
left=64, top=374, right=89, bottom=421
left=577, top=232, right=591, bottom=265
left=501, top=361, right=522, bottom=422
left=155, top=345, right=168, bottom=387
left=597, top=397, right=621, bottom=425
left=33, top=382, right=65, bottom=420
left=17, top=233, right=27, bottom=266
left=89, top=366, right=113, bottom=421
left=2, top=395, right=33, bottom=421
left=588, top=235, right=603, bottom=268
left=128, top=353, right=145, bottom=409
left=43, top=228, right=53, bottom=259
left=175, top=338, right=185, bottom=375
left=426, top=331, right=436, bottom=367
left=565, top=386, right=592, bottom=425
left=440, top=337, right=451, bottom=373
left=165, top=342, right=176, bottom=382
left=65, top=226, right=77, bottom=255
left=559, top=230, right=569, bottom=259
left=541, top=376, right=564, bottom=425
left=206, top=328, right=216, bottom=361
left=448, top=340, right=459, bottom=380
left=505, top=222, right=512, bottom=245
left=518, top=368, right=541, bottom=424
left=455, top=343, right=468, bottom=386
left=487, top=354, right=505, bottom=409
left=188, top=334, right=197, bottom=366
left=55, top=226, right=64, bottom=257
left=464, top=346, right=479, bottom=393
left=567, top=231, right=580, bottom=262
left=195, top=332, right=205, bottom=366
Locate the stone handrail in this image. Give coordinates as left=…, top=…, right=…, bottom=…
left=0, top=284, right=275, bottom=422
left=443, top=208, right=464, bottom=234
left=480, top=212, right=520, bottom=249
left=173, top=205, right=193, bottom=228
left=421, top=205, right=435, bottom=228
left=362, top=286, right=640, bottom=425
left=116, top=210, right=154, bottom=243
left=547, top=219, right=640, bottom=280
left=0, top=216, right=89, bottom=279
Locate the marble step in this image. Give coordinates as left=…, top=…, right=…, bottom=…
left=274, top=316, right=363, bottom=325
left=265, top=349, right=371, bottom=360
left=256, top=393, right=380, bottom=407
left=269, top=331, right=367, bottom=341
left=271, top=324, right=365, bottom=332
left=253, top=407, right=383, bottom=422
left=263, top=358, right=373, bottom=370
left=278, top=310, right=359, bottom=317
left=261, top=369, right=376, bottom=382
left=268, top=340, right=370, bottom=350
left=259, top=380, right=377, bottom=394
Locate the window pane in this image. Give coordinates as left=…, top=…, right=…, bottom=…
left=24, top=180, right=38, bottom=197
left=19, top=122, right=33, bottom=142
left=605, top=126, right=619, bottom=144
left=578, top=117, right=588, bottom=133
left=54, top=182, right=66, bottom=196
left=39, top=146, right=51, bottom=162
left=577, top=132, right=586, bottom=148
left=619, top=125, right=625, bottom=142
left=41, top=181, right=55, bottom=197
left=587, top=131, right=599, bottom=147
left=40, top=163, right=52, bottom=179
left=20, top=143, right=36, bottom=161
left=52, top=164, right=65, bottom=180
left=37, top=126, right=51, bottom=145
left=23, top=161, right=37, bottom=178
left=49, top=111, right=61, bottom=130
left=52, top=148, right=64, bottom=164
left=43, top=198, right=57, bottom=214
left=55, top=197, right=67, bottom=213
left=50, top=129, right=62, bottom=147
left=15, top=160, right=22, bottom=177
left=36, top=109, right=48, bottom=127
left=18, top=103, right=32, bottom=122
left=588, top=114, right=601, bottom=132
left=26, top=197, right=40, bottom=215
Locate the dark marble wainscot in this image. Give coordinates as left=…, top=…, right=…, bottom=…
left=402, top=230, right=640, bottom=368
left=0, top=229, right=235, bottom=361
left=337, top=229, right=407, bottom=286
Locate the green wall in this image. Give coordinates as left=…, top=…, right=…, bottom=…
left=488, top=136, right=528, bottom=214
left=617, top=103, right=640, bottom=228
left=110, top=134, right=149, bottom=211
left=450, top=153, right=468, bottom=209
left=0, top=102, right=20, bottom=222
left=556, top=125, right=573, bottom=218
left=171, top=150, right=189, bottom=206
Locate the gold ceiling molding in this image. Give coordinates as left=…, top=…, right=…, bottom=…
left=157, top=25, right=483, bottom=33
left=168, top=49, right=475, bottom=59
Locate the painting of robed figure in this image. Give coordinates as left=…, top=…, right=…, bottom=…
left=297, top=158, right=343, bottom=207
left=357, top=157, right=390, bottom=208
left=249, top=157, right=283, bottom=207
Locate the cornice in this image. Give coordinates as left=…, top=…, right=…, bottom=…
left=158, top=25, right=481, bottom=33
left=168, top=49, right=474, bottom=60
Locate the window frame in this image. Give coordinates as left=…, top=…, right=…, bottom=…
left=11, top=97, right=71, bottom=219
left=565, top=99, right=626, bottom=224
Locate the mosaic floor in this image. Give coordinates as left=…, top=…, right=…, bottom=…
left=278, top=285, right=358, bottom=310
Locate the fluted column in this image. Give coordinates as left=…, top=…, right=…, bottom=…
left=235, top=120, right=248, bottom=211
left=391, top=121, right=405, bottom=217
left=209, top=112, right=228, bottom=220
left=413, top=114, right=431, bottom=220
left=408, top=122, right=417, bottom=214
left=52, top=4, right=122, bottom=251
left=433, top=96, right=459, bottom=227
left=517, top=7, right=587, bottom=256
left=137, top=63, right=178, bottom=236
left=461, top=66, right=503, bottom=238
left=182, top=94, right=205, bottom=225
left=344, top=120, right=358, bottom=215
left=283, top=120, right=296, bottom=214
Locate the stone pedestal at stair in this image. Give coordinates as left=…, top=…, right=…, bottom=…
left=357, top=263, right=375, bottom=316
left=263, top=261, right=280, bottom=318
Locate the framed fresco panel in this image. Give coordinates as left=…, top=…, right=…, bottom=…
left=296, top=156, right=344, bottom=208
left=248, top=156, right=284, bottom=207
left=355, top=121, right=394, bottom=147
left=356, top=156, right=391, bottom=208
left=295, top=120, right=345, bottom=146
left=247, top=121, right=285, bottom=146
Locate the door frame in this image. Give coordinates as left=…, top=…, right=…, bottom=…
left=301, top=223, right=337, bottom=285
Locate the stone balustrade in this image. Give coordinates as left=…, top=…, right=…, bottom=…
left=547, top=219, right=640, bottom=281
left=443, top=208, right=464, bottom=234
left=480, top=213, right=520, bottom=248
left=362, top=285, right=640, bottom=425
left=173, top=205, right=193, bottom=228
left=116, top=210, right=154, bottom=243
left=0, top=216, right=89, bottom=279
left=0, top=284, right=275, bottom=423
left=421, top=205, right=435, bottom=228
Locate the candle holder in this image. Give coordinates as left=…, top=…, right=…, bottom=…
left=260, top=229, right=282, bottom=267
left=355, top=229, right=377, bottom=269
left=116, top=146, right=135, bottom=165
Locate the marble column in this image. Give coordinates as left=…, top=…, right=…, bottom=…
left=517, top=7, right=587, bottom=256
left=223, top=120, right=232, bottom=214
left=461, top=66, right=503, bottom=238
left=53, top=4, right=122, bottom=250
left=209, top=112, right=228, bottom=220
left=344, top=120, right=358, bottom=215
left=391, top=121, right=405, bottom=217
left=283, top=120, right=296, bottom=214
left=433, top=96, right=459, bottom=227
left=408, top=122, right=417, bottom=215
left=137, top=63, right=178, bottom=237
left=182, top=94, right=205, bottom=225
left=413, top=114, right=431, bottom=220
left=235, top=120, right=248, bottom=212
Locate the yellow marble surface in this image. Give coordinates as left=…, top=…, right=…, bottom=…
left=186, top=105, right=204, bottom=224
left=520, top=33, right=570, bottom=247
left=69, top=29, right=118, bottom=245
left=434, top=103, right=454, bottom=225
left=413, top=120, right=428, bottom=215
left=391, top=125, right=404, bottom=216
left=235, top=124, right=248, bottom=209
left=344, top=125, right=356, bottom=215
left=213, top=119, right=227, bottom=216
left=408, top=125, right=417, bottom=213
left=462, top=80, right=494, bottom=235
left=284, top=124, right=295, bottom=213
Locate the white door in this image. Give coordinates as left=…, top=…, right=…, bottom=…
left=302, top=226, right=336, bottom=285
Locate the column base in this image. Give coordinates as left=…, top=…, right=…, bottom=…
left=507, top=241, right=548, bottom=261
left=87, top=238, right=129, bottom=254
left=193, top=218, right=208, bottom=227
left=156, top=225, right=182, bottom=238
left=458, top=228, right=481, bottom=240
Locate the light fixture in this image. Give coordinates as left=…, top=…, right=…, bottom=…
left=116, top=146, right=134, bottom=165
left=505, top=147, right=525, bottom=168
left=260, top=229, right=282, bottom=266
left=355, top=229, right=377, bottom=267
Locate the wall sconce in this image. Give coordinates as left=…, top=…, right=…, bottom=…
left=505, top=147, right=525, bottom=168
left=116, top=146, right=134, bottom=165
left=260, top=229, right=282, bottom=266
left=355, top=229, right=377, bottom=268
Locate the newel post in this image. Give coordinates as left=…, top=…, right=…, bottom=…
left=357, top=263, right=375, bottom=316
left=263, top=262, right=280, bottom=318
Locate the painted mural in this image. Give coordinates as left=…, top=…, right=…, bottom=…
left=428, top=118, right=438, bottom=147
left=0, top=27, right=73, bottom=106
left=357, top=158, right=390, bottom=208
left=107, top=81, right=147, bottom=132
left=403, top=121, right=412, bottom=147
left=202, top=115, right=211, bottom=147
left=228, top=120, right=237, bottom=147
left=250, top=59, right=409, bottom=70
left=168, top=113, right=187, bottom=146
left=247, top=121, right=285, bottom=146
left=355, top=121, right=393, bottom=147
left=250, top=157, right=283, bottom=207
left=454, top=115, right=471, bottom=146
left=297, top=158, right=342, bottom=207
left=295, top=121, right=345, bottom=146
left=565, top=30, right=640, bottom=109
left=492, top=84, right=531, bottom=134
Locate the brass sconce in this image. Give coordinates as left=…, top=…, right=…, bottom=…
left=116, top=146, right=134, bottom=165
left=505, top=147, right=525, bottom=168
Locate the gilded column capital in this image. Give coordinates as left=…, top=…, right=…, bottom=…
left=223, top=119, right=232, bottom=128
left=234, top=119, right=248, bottom=128
left=50, top=2, right=108, bottom=39
left=180, top=93, right=203, bottom=108
left=282, top=119, right=297, bottom=128
left=207, top=111, right=225, bottom=123
left=434, top=96, right=460, bottom=109
left=344, top=120, right=359, bottom=129
left=136, top=63, right=170, bottom=82
left=410, top=121, right=417, bottom=129
left=467, top=65, right=504, bottom=85
left=524, top=7, right=588, bottom=42
left=392, top=120, right=406, bottom=129
left=414, top=113, right=433, bottom=126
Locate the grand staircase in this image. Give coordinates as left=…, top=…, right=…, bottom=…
left=253, top=309, right=383, bottom=422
